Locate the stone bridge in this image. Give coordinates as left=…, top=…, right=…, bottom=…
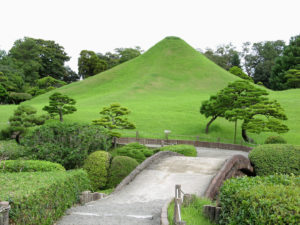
left=57, top=147, right=252, bottom=225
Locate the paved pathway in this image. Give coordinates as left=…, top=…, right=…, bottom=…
left=57, top=148, right=248, bottom=225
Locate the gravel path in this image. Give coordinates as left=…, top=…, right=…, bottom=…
left=57, top=147, right=248, bottom=225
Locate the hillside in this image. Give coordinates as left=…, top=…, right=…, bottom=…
left=0, top=36, right=299, bottom=144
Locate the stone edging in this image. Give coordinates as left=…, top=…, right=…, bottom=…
left=204, top=154, right=254, bottom=200
left=160, top=198, right=173, bottom=225
left=113, top=151, right=181, bottom=193
left=0, top=201, right=10, bottom=225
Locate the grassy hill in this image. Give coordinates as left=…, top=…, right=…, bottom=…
left=0, top=36, right=299, bottom=145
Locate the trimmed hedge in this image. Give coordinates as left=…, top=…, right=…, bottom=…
left=108, top=156, right=138, bottom=188
left=249, top=144, right=300, bottom=176
left=159, top=144, right=197, bottom=157
left=83, top=151, right=111, bottom=191
left=219, top=175, right=300, bottom=225
left=0, top=160, right=65, bottom=172
left=0, top=170, right=90, bottom=225
left=116, top=142, right=153, bottom=163
left=264, top=136, right=287, bottom=144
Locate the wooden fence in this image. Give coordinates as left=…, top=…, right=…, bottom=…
left=116, top=137, right=252, bottom=152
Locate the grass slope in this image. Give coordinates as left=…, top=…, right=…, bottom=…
left=0, top=36, right=298, bottom=144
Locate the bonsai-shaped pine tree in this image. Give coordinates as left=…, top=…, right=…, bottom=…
left=92, top=103, right=136, bottom=138
left=6, top=105, right=48, bottom=144
left=43, top=92, right=76, bottom=122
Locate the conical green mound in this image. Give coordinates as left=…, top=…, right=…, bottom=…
left=0, top=37, right=299, bottom=144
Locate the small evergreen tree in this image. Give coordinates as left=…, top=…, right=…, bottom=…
left=43, top=92, right=76, bottom=122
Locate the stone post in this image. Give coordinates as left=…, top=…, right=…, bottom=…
left=0, top=201, right=10, bottom=225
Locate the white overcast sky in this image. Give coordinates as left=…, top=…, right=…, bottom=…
left=1, top=0, right=299, bottom=72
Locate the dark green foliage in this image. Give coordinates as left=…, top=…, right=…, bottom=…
left=78, top=50, right=107, bottom=78
left=0, top=160, right=65, bottom=172
left=21, top=122, right=112, bottom=169
left=0, top=141, right=25, bottom=160
left=270, top=34, right=300, bottom=90
left=242, top=40, right=285, bottom=88
left=249, top=144, right=300, bottom=176
left=115, top=47, right=142, bottom=64
left=0, top=84, right=9, bottom=104
left=159, top=144, right=197, bottom=157
left=2, top=105, right=48, bottom=143
left=0, top=170, right=90, bottom=225
left=228, top=66, right=253, bottom=82
left=285, top=69, right=300, bottom=88
left=107, top=156, right=138, bottom=188
left=83, top=151, right=111, bottom=191
left=43, top=92, right=76, bottom=122
left=264, top=136, right=287, bottom=144
left=93, top=103, right=136, bottom=138
left=9, top=92, right=32, bottom=104
left=219, top=175, right=300, bottom=225
left=116, top=142, right=153, bottom=163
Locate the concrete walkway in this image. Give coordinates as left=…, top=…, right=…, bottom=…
left=57, top=148, right=248, bottom=225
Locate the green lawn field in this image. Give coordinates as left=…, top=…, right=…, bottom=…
left=0, top=37, right=299, bottom=145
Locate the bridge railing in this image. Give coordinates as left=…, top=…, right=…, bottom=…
left=173, top=184, right=186, bottom=225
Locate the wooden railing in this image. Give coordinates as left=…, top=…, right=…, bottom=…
left=173, top=184, right=186, bottom=225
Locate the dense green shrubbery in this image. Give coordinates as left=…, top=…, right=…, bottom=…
left=108, top=156, right=138, bottom=188
left=83, top=151, right=111, bottom=191
left=116, top=142, right=153, bottom=163
left=264, top=135, right=287, bottom=144
left=0, top=170, right=90, bottom=225
left=158, top=144, right=197, bottom=156
left=219, top=175, right=300, bottom=225
left=0, top=141, right=25, bottom=159
left=21, top=122, right=112, bottom=169
left=0, top=160, right=65, bottom=172
left=9, top=92, right=32, bottom=104
left=249, top=144, right=300, bottom=176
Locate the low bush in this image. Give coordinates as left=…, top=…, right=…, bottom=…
left=83, top=151, right=111, bottom=191
left=9, top=92, right=32, bottom=104
left=158, top=144, right=197, bottom=156
left=0, top=140, right=25, bottom=160
left=219, top=175, right=300, bottom=225
left=21, top=122, right=112, bottom=169
left=0, top=170, right=90, bottom=225
left=107, top=156, right=138, bottom=188
left=249, top=144, right=300, bottom=176
left=116, top=142, right=153, bottom=163
left=0, top=160, right=65, bottom=172
left=264, top=136, right=287, bottom=144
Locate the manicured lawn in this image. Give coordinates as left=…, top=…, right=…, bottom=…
left=0, top=37, right=298, bottom=145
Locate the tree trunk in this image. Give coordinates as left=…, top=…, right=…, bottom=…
left=205, top=116, right=217, bottom=134
left=15, top=132, right=21, bottom=145
left=241, top=128, right=250, bottom=142
left=59, top=111, right=63, bottom=122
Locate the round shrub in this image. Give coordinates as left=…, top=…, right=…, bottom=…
left=264, top=136, right=287, bottom=144
left=83, top=151, right=111, bottom=191
left=0, top=160, right=65, bottom=172
left=0, top=141, right=26, bottom=160
left=249, top=144, right=300, bottom=176
left=219, top=175, right=300, bottom=225
left=158, top=144, right=197, bottom=156
left=107, top=156, right=138, bottom=188
left=116, top=142, right=153, bottom=163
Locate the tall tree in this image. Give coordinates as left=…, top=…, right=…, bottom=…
left=285, top=69, right=300, bottom=88
left=78, top=50, right=107, bottom=79
left=43, top=92, right=77, bottom=122
left=241, top=40, right=285, bottom=87
left=115, top=47, right=142, bottom=64
left=269, top=34, right=300, bottom=90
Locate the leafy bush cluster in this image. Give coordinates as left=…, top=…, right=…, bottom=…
left=158, top=144, right=197, bottom=156
left=107, top=156, right=138, bottom=188
left=0, top=140, right=25, bottom=160
left=0, top=170, right=90, bottom=225
left=0, top=160, right=65, bottom=172
left=116, top=142, right=153, bottom=163
left=264, top=135, right=287, bottom=144
left=21, top=122, right=112, bottom=169
left=83, top=151, right=111, bottom=191
left=249, top=144, right=300, bottom=176
left=219, top=175, right=300, bottom=225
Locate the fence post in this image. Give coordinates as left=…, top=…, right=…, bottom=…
left=0, top=201, right=10, bottom=225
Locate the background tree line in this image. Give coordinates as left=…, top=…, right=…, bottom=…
left=202, top=34, right=300, bottom=90
left=0, top=37, right=142, bottom=105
